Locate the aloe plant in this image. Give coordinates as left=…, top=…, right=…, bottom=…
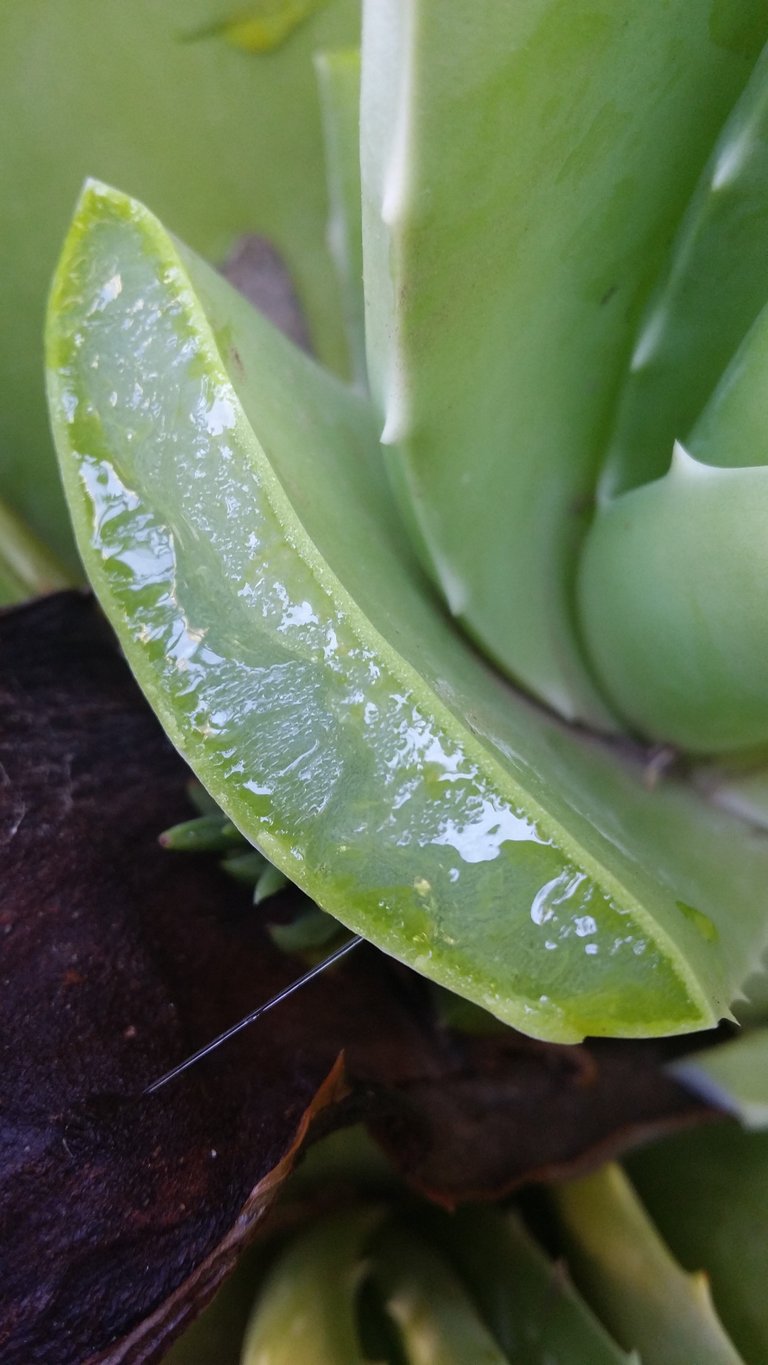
left=45, top=2, right=768, bottom=1045
left=8, top=0, right=768, bottom=1358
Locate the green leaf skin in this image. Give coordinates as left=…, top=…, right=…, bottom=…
left=315, top=48, right=366, bottom=387
left=47, top=183, right=768, bottom=1042
left=577, top=445, right=768, bottom=753
left=600, top=40, right=768, bottom=499
left=670, top=1027, right=768, bottom=1129
left=628, top=1125, right=768, bottom=1363
left=417, top=1207, right=636, bottom=1365
left=0, top=0, right=358, bottom=570
left=553, top=1164, right=745, bottom=1365
left=372, top=1226, right=510, bottom=1365
left=577, top=43, right=768, bottom=753
left=580, top=278, right=768, bottom=753
left=359, top=0, right=768, bottom=726
left=240, top=1208, right=378, bottom=1364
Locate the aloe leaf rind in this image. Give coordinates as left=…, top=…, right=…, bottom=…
left=553, top=1164, right=746, bottom=1365
left=360, top=0, right=768, bottom=725
left=47, top=183, right=768, bottom=1042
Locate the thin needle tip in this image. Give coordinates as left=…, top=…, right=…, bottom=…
left=143, top=933, right=364, bottom=1097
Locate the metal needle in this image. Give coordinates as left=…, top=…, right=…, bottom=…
left=143, top=934, right=363, bottom=1096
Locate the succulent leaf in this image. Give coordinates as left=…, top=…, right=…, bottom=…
left=553, top=1164, right=745, bottom=1364
left=46, top=183, right=768, bottom=1042
left=359, top=0, right=768, bottom=726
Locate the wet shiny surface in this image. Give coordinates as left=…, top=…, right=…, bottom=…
left=47, top=185, right=768, bottom=1041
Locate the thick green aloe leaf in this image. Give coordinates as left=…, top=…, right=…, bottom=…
left=670, top=1028, right=768, bottom=1129
left=600, top=40, right=768, bottom=498
left=553, top=1164, right=745, bottom=1365
left=628, top=1125, right=768, bottom=1362
left=0, top=0, right=357, bottom=569
left=417, top=1207, right=636, bottom=1364
left=47, top=183, right=768, bottom=1042
left=240, top=1208, right=379, bottom=1364
left=579, top=283, right=768, bottom=752
left=372, top=1225, right=510, bottom=1365
left=359, top=0, right=768, bottom=725
left=315, top=48, right=365, bottom=386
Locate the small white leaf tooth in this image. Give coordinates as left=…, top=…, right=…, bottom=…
left=669, top=439, right=709, bottom=479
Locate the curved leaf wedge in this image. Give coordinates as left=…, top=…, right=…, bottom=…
left=360, top=0, right=768, bottom=726
left=47, top=183, right=768, bottom=1043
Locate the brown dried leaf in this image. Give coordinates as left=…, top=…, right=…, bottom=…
left=0, top=593, right=718, bottom=1362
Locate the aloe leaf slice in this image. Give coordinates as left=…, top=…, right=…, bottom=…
left=360, top=0, right=768, bottom=725
left=47, top=183, right=768, bottom=1042
left=552, top=1164, right=745, bottom=1365
left=315, top=48, right=366, bottom=386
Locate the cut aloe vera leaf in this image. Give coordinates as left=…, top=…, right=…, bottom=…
left=417, top=1206, right=636, bottom=1364
left=628, top=1124, right=768, bottom=1362
left=0, top=0, right=358, bottom=570
left=670, top=1028, right=768, bottom=1130
left=360, top=0, right=768, bottom=725
left=601, top=40, right=768, bottom=498
left=315, top=48, right=365, bottom=387
left=372, top=1225, right=510, bottom=1365
left=47, top=183, right=768, bottom=1042
left=552, top=1164, right=745, bottom=1365
left=240, top=1208, right=379, bottom=1364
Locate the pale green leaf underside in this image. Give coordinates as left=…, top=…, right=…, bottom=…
left=47, top=184, right=768, bottom=1042
left=360, top=0, right=768, bottom=726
